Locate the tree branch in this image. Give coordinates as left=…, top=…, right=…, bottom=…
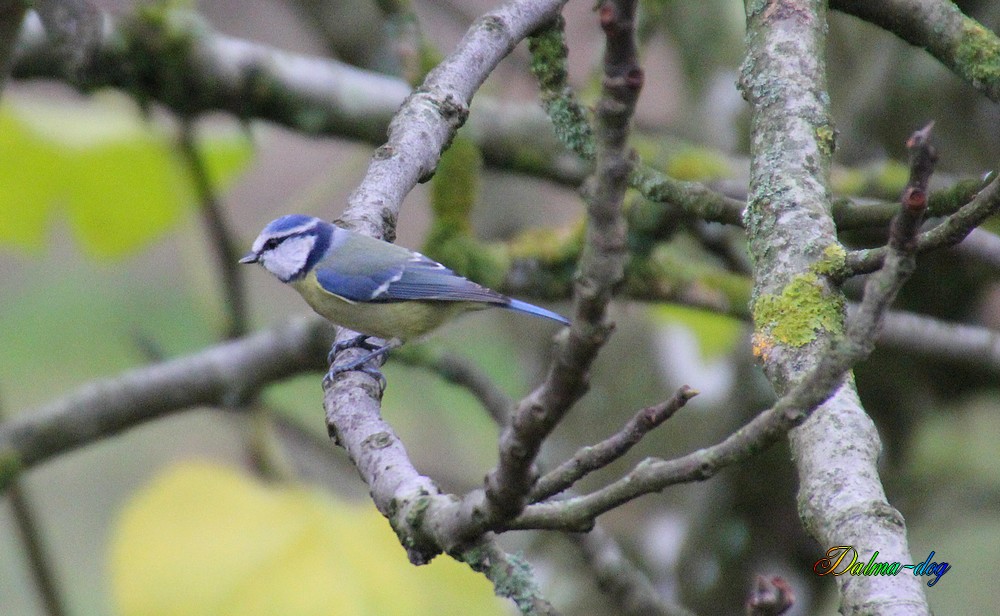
left=320, top=0, right=571, bottom=571
left=529, top=386, right=696, bottom=503
left=568, top=524, right=695, bottom=616
left=393, top=345, right=515, bottom=425
left=0, top=316, right=332, bottom=489
left=178, top=121, right=249, bottom=339
left=12, top=9, right=587, bottom=185
left=442, top=0, right=641, bottom=541
left=832, top=0, right=1000, bottom=102
left=739, top=2, right=930, bottom=613
left=845, top=168, right=1000, bottom=274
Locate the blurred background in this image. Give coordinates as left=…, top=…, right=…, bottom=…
left=2, top=0, right=1000, bottom=614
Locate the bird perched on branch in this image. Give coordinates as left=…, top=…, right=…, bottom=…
left=240, top=215, right=569, bottom=384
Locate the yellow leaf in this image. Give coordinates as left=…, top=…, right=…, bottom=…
left=110, top=462, right=505, bottom=616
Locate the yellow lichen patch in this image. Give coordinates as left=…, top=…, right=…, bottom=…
left=812, top=243, right=847, bottom=278
left=752, top=272, right=844, bottom=348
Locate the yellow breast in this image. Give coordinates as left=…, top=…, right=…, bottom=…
left=290, top=271, right=475, bottom=340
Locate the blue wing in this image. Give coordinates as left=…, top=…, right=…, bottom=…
left=312, top=233, right=568, bottom=325
left=314, top=250, right=505, bottom=305
left=376, top=257, right=508, bottom=303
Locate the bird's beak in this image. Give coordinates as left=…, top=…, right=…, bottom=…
left=239, top=251, right=259, bottom=264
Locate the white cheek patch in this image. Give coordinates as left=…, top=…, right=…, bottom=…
left=263, top=234, right=316, bottom=281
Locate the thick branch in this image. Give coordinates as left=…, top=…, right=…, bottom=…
left=12, top=10, right=586, bottom=185
left=0, top=316, right=331, bottom=489
left=740, top=2, right=929, bottom=613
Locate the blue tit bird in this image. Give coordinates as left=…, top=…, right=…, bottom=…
left=240, top=215, right=569, bottom=381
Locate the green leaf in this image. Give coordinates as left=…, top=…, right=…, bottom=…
left=650, top=304, right=743, bottom=359
left=0, top=93, right=252, bottom=258
left=0, top=109, right=59, bottom=249
left=110, top=463, right=507, bottom=616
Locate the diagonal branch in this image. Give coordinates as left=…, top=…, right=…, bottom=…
left=509, top=124, right=934, bottom=530
left=393, top=345, right=515, bottom=425
left=832, top=0, right=1000, bottom=102
left=443, top=0, right=642, bottom=541
left=178, top=121, right=249, bottom=340
left=569, top=524, right=696, bottom=616
left=529, top=385, right=697, bottom=503
left=0, top=316, right=332, bottom=490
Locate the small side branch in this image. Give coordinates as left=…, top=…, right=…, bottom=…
left=530, top=386, right=697, bottom=503
left=845, top=164, right=1000, bottom=275
left=394, top=346, right=515, bottom=425
left=569, top=524, right=696, bottom=616
left=178, top=121, right=248, bottom=339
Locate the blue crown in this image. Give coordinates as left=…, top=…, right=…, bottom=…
left=263, top=214, right=319, bottom=235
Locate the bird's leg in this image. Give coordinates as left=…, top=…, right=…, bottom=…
left=326, top=334, right=380, bottom=365
left=323, top=338, right=402, bottom=390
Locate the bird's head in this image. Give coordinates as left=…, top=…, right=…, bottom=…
left=240, top=215, right=333, bottom=282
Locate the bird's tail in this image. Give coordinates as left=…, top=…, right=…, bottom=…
left=506, top=299, right=571, bottom=326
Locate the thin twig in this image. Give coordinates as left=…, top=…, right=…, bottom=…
left=177, top=121, right=248, bottom=339
left=845, top=168, right=1000, bottom=275
left=568, top=524, right=696, bottom=616
left=530, top=386, right=697, bottom=503
left=6, top=483, right=67, bottom=616
left=0, top=392, right=67, bottom=616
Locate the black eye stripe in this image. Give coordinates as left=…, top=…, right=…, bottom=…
left=263, top=238, right=280, bottom=250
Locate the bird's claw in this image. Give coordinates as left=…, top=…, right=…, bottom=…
left=327, top=334, right=380, bottom=364
left=323, top=339, right=392, bottom=391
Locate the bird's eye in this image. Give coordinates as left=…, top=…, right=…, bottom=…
left=262, top=238, right=280, bottom=251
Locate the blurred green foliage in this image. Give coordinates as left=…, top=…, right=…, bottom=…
left=0, top=92, right=250, bottom=257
